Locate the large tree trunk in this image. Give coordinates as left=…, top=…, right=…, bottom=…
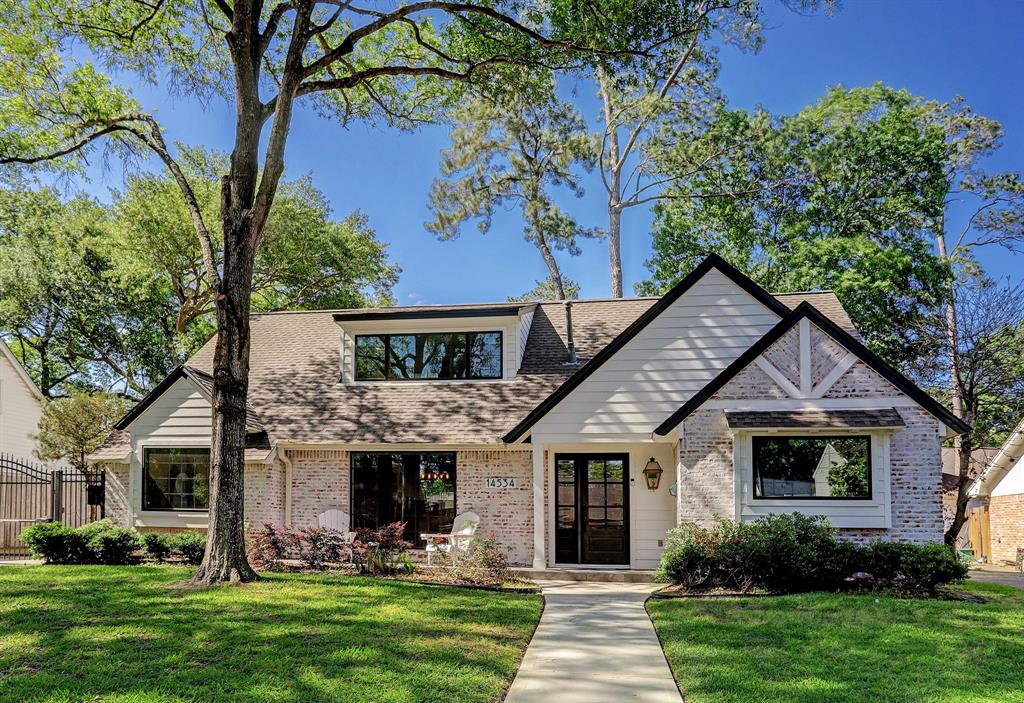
left=191, top=218, right=258, bottom=585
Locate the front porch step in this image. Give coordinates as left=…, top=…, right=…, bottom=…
left=512, top=567, right=656, bottom=583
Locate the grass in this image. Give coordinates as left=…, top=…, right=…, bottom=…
left=648, top=582, right=1024, bottom=703
left=0, top=565, right=542, bottom=703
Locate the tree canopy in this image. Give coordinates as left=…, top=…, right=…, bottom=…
left=639, top=84, right=954, bottom=368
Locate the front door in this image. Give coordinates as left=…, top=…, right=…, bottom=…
left=554, top=453, right=629, bottom=565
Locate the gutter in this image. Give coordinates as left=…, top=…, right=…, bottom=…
left=277, top=445, right=294, bottom=525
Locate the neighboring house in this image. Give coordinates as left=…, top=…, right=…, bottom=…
left=968, top=419, right=1024, bottom=565
left=88, top=256, right=968, bottom=569
left=0, top=339, right=44, bottom=461
left=941, top=446, right=998, bottom=548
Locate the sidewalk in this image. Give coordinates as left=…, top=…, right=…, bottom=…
left=504, top=580, right=682, bottom=703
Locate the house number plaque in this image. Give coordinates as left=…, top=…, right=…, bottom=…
left=485, top=477, right=517, bottom=489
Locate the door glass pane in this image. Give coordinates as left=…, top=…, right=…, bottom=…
left=588, top=484, right=605, bottom=506
left=588, top=507, right=606, bottom=523
left=607, top=507, right=624, bottom=524
left=557, top=484, right=574, bottom=505
left=606, top=483, right=623, bottom=507
left=557, top=460, right=575, bottom=482
left=558, top=507, right=575, bottom=529
left=588, top=460, right=605, bottom=482
left=606, top=460, right=624, bottom=481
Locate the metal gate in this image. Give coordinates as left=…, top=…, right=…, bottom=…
left=0, top=454, right=105, bottom=560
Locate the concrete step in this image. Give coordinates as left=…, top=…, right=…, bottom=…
left=512, top=567, right=656, bottom=583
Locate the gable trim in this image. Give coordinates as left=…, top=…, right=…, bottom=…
left=501, top=254, right=793, bottom=443
left=113, top=366, right=264, bottom=432
left=0, top=338, right=44, bottom=401
left=654, top=302, right=971, bottom=436
left=113, top=367, right=187, bottom=431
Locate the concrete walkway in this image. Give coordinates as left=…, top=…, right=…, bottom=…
left=970, top=566, right=1024, bottom=589
left=504, top=580, right=682, bottom=703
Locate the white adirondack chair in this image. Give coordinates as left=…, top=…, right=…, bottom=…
left=421, top=511, right=479, bottom=566
left=317, top=508, right=357, bottom=561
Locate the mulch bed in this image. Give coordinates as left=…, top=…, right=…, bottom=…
left=651, top=584, right=771, bottom=599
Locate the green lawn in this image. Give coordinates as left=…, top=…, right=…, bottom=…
left=648, top=582, right=1024, bottom=703
left=0, top=565, right=542, bottom=703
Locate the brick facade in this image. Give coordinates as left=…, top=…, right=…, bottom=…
left=990, top=493, right=1024, bottom=564
left=287, top=450, right=348, bottom=528
left=102, top=462, right=131, bottom=526
left=455, top=450, right=534, bottom=565
left=245, top=458, right=286, bottom=528
left=676, top=322, right=945, bottom=544
left=678, top=409, right=734, bottom=524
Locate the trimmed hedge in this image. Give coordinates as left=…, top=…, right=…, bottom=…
left=657, top=514, right=967, bottom=594
left=19, top=520, right=205, bottom=567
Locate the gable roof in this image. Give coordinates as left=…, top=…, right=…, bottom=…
left=0, top=339, right=44, bottom=402
left=113, top=365, right=264, bottom=432
left=500, top=254, right=794, bottom=443
left=971, top=417, right=1024, bottom=497
left=653, top=302, right=971, bottom=436
left=92, top=257, right=861, bottom=455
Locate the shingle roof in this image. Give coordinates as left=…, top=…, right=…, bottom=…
left=724, top=409, right=906, bottom=429
left=89, top=280, right=859, bottom=458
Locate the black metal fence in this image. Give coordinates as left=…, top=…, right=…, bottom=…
left=0, top=454, right=105, bottom=560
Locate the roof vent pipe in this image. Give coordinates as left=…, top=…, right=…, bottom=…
left=564, top=300, right=578, bottom=365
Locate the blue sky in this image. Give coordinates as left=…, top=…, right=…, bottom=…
left=76, top=1, right=1024, bottom=306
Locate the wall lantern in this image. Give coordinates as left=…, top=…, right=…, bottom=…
left=643, top=458, right=664, bottom=491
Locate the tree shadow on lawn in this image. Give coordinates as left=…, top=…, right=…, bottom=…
left=0, top=566, right=542, bottom=703
left=648, top=583, right=1024, bottom=703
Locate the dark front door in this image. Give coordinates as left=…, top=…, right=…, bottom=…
left=554, top=453, right=629, bottom=565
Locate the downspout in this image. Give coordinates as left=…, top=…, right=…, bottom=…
left=277, top=446, right=293, bottom=526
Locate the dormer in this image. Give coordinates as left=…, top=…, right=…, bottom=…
left=333, top=303, right=537, bottom=384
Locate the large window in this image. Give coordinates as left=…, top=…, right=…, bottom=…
left=354, top=332, right=502, bottom=381
left=350, top=452, right=457, bottom=546
left=752, top=436, right=871, bottom=500
left=143, top=448, right=210, bottom=511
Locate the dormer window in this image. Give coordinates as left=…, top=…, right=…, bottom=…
left=355, top=331, right=502, bottom=381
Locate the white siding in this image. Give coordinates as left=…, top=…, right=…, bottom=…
left=517, top=308, right=535, bottom=373
left=129, top=376, right=213, bottom=529
left=0, top=348, right=44, bottom=461
left=533, top=269, right=782, bottom=443
left=993, top=454, right=1024, bottom=497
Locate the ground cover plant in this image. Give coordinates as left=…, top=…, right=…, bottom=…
left=0, top=565, right=542, bottom=703
left=648, top=582, right=1024, bottom=703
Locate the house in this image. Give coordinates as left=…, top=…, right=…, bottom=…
left=87, top=256, right=968, bottom=569
left=941, top=446, right=998, bottom=548
left=967, top=418, right=1024, bottom=566
left=0, top=339, right=44, bottom=461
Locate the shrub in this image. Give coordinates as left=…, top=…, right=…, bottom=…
left=89, top=527, right=144, bottom=565
left=172, top=532, right=206, bottom=565
left=864, top=541, right=968, bottom=592
left=143, top=532, right=173, bottom=562
left=656, top=523, right=718, bottom=590
left=295, top=526, right=348, bottom=570
left=19, top=521, right=89, bottom=564
left=353, top=522, right=412, bottom=575
left=247, top=523, right=294, bottom=571
left=657, top=514, right=968, bottom=595
left=454, top=533, right=511, bottom=586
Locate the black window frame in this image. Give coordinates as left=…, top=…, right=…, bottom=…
left=349, top=451, right=458, bottom=547
left=751, top=434, right=873, bottom=501
left=142, top=447, right=211, bottom=512
left=353, top=331, right=503, bottom=381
